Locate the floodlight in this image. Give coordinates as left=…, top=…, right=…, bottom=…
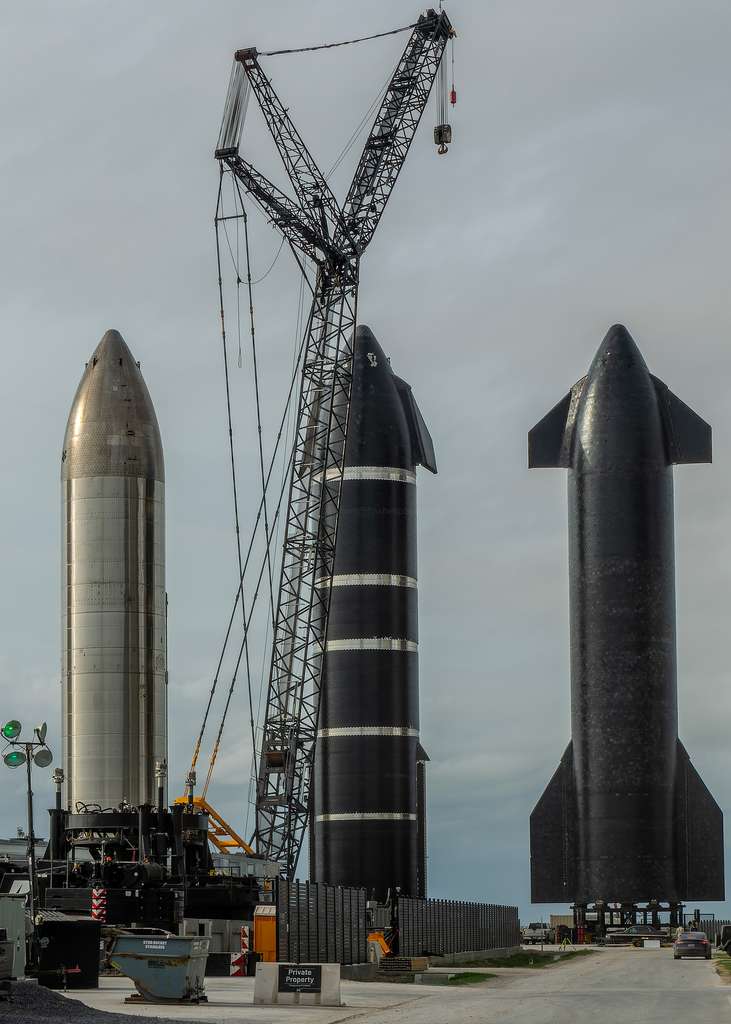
left=3, top=750, right=26, bottom=768
left=33, top=748, right=53, bottom=769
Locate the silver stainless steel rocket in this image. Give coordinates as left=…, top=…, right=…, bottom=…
left=61, top=330, right=166, bottom=811
left=311, top=325, right=436, bottom=899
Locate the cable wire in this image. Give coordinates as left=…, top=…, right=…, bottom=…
left=260, top=22, right=416, bottom=57
left=232, top=174, right=277, bottom=629
left=245, top=269, right=307, bottom=838
left=203, top=437, right=297, bottom=799
left=193, top=223, right=313, bottom=795
left=251, top=237, right=286, bottom=285
left=199, top=169, right=257, bottom=778
left=325, top=59, right=396, bottom=180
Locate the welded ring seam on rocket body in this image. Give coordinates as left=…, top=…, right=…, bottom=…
left=314, top=573, right=418, bottom=589
left=324, top=465, right=417, bottom=484
left=316, top=813, right=418, bottom=822
left=317, top=726, right=420, bottom=738
left=325, top=638, right=418, bottom=652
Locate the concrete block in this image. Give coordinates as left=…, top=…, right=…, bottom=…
left=341, top=962, right=377, bottom=982
left=254, top=962, right=341, bottom=1006
left=254, top=963, right=278, bottom=1004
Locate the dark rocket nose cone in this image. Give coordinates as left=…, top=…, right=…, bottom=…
left=353, top=325, right=389, bottom=373
left=355, top=324, right=376, bottom=344
left=589, top=324, right=649, bottom=378
left=575, top=323, right=663, bottom=467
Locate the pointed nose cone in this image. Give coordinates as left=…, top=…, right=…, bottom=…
left=353, top=324, right=386, bottom=366
left=588, top=323, right=649, bottom=378
left=348, top=325, right=414, bottom=470
left=575, top=324, right=665, bottom=468
left=62, top=330, right=164, bottom=482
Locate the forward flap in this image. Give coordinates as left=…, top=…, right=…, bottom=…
left=528, top=379, right=585, bottom=468
left=653, top=377, right=712, bottom=464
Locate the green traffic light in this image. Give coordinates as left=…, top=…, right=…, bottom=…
left=3, top=750, right=26, bottom=768
left=1, top=720, right=21, bottom=740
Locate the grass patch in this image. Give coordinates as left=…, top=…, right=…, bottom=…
left=456, top=950, right=595, bottom=970
left=714, top=951, right=731, bottom=983
left=447, top=972, right=495, bottom=985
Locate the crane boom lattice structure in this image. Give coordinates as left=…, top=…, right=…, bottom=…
left=214, top=7, right=453, bottom=878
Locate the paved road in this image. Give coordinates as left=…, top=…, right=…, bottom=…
left=65, top=975, right=435, bottom=1023
left=65, top=947, right=729, bottom=1023
left=354, top=948, right=730, bottom=1024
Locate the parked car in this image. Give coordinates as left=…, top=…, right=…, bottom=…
left=673, top=931, right=712, bottom=960
left=522, top=922, right=552, bottom=944
left=606, top=925, right=663, bottom=946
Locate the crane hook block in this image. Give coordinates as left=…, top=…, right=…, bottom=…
left=434, top=123, right=452, bottom=154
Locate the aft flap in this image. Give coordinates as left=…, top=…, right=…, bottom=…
left=394, top=377, right=437, bottom=474
left=528, top=379, right=585, bottom=469
left=653, top=377, right=712, bottom=464
left=674, top=740, right=725, bottom=900
left=530, top=741, right=576, bottom=903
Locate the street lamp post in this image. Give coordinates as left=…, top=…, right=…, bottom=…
left=25, top=747, right=38, bottom=919
left=2, top=719, right=53, bottom=956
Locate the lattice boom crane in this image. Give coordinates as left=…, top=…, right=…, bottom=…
left=214, top=8, right=454, bottom=878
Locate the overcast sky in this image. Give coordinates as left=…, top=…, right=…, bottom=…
left=2, top=0, right=731, bottom=920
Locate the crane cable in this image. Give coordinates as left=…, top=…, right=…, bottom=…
left=325, top=56, right=399, bottom=180
left=231, top=171, right=276, bottom=627
left=251, top=237, right=285, bottom=285
left=201, top=177, right=280, bottom=800
left=204, top=437, right=298, bottom=802
left=245, top=270, right=307, bottom=838
left=202, top=273, right=314, bottom=805
left=187, top=318, right=306, bottom=800
left=187, top=167, right=258, bottom=785
left=188, top=193, right=315, bottom=795
left=260, top=21, right=417, bottom=57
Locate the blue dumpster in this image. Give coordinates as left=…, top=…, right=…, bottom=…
left=109, top=933, right=210, bottom=1003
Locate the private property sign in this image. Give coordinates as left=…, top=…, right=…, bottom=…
left=278, top=964, right=322, bottom=993
left=255, top=963, right=339, bottom=1006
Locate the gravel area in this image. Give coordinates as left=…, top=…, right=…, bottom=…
left=0, top=982, right=199, bottom=1024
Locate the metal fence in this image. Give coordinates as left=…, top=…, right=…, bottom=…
left=398, top=897, right=521, bottom=956
left=699, top=918, right=731, bottom=941
left=276, top=880, right=367, bottom=964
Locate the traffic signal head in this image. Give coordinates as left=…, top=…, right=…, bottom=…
left=1, top=721, right=21, bottom=741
